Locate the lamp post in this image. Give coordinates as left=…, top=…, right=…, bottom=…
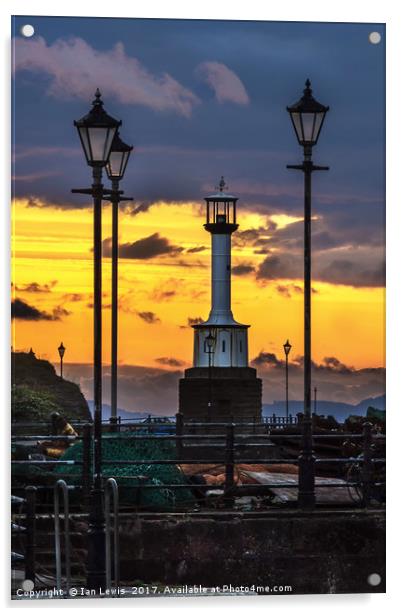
left=105, top=132, right=133, bottom=428
left=58, top=342, right=65, bottom=379
left=287, top=79, right=329, bottom=508
left=73, top=89, right=121, bottom=590
left=205, top=331, right=216, bottom=418
left=314, top=386, right=317, bottom=415
left=283, top=339, right=291, bottom=423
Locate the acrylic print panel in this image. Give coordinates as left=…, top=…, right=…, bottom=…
left=11, top=16, right=385, bottom=599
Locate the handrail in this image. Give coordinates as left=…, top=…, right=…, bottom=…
left=105, top=478, right=120, bottom=590
left=54, top=479, right=71, bottom=592
left=24, top=486, right=37, bottom=583
left=12, top=460, right=81, bottom=465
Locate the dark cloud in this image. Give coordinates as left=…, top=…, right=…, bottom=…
left=256, top=254, right=301, bottom=281
left=11, top=299, right=52, bottom=321
left=233, top=226, right=276, bottom=249
left=14, top=281, right=58, bottom=293
left=26, top=196, right=45, bottom=208
left=52, top=306, right=72, bottom=319
left=253, top=248, right=272, bottom=255
left=11, top=298, right=70, bottom=321
left=137, top=311, right=160, bottom=324
left=87, top=304, right=111, bottom=309
left=252, top=351, right=383, bottom=378
left=24, top=194, right=88, bottom=211
left=170, top=258, right=206, bottom=269
left=186, top=316, right=204, bottom=326
left=318, top=259, right=385, bottom=288
left=252, top=352, right=284, bottom=368
left=186, top=245, right=207, bottom=253
left=276, top=285, right=291, bottom=298
left=250, top=351, right=385, bottom=405
left=155, top=357, right=186, bottom=367
left=255, top=247, right=385, bottom=288
left=312, top=231, right=340, bottom=251
left=102, top=233, right=183, bottom=260
left=315, top=356, right=354, bottom=375
left=123, top=201, right=153, bottom=217
left=231, top=207, right=385, bottom=288
left=150, top=278, right=180, bottom=302
left=276, top=284, right=303, bottom=298
left=152, top=289, right=176, bottom=301
left=62, top=293, right=84, bottom=302
left=232, top=263, right=255, bottom=276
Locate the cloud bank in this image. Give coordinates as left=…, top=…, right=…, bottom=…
left=250, top=352, right=385, bottom=406
left=62, top=355, right=385, bottom=413
left=13, top=36, right=200, bottom=117
left=11, top=299, right=70, bottom=321
left=102, top=233, right=183, bottom=260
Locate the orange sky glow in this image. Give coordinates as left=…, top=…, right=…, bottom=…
left=11, top=197, right=385, bottom=371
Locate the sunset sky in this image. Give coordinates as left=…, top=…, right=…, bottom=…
left=11, top=17, right=385, bottom=411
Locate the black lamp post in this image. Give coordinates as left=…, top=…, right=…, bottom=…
left=205, top=332, right=216, bottom=418
left=58, top=342, right=65, bottom=379
left=287, top=79, right=329, bottom=508
left=283, top=339, right=292, bottom=422
left=105, top=132, right=133, bottom=428
left=73, top=89, right=121, bottom=590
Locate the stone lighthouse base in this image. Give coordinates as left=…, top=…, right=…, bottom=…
left=179, top=367, right=262, bottom=422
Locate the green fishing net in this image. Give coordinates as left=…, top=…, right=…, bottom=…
left=58, top=433, right=194, bottom=510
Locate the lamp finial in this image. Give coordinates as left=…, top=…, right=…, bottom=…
left=92, top=88, right=103, bottom=106
left=304, top=79, right=312, bottom=97
left=218, top=176, right=227, bottom=192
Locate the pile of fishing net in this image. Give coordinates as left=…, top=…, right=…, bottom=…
left=58, top=432, right=194, bottom=510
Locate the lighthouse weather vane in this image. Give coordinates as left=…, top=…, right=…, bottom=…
left=218, top=176, right=228, bottom=192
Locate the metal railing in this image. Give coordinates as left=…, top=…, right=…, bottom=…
left=11, top=416, right=385, bottom=511
left=105, top=478, right=120, bottom=590
left=11, top=413, right=300, bottom=433
left=11, top=487, right=37, bottom=582
left=54, top=479, right=71, bottom=592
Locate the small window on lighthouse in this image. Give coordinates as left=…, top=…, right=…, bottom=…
left=239, top=340, right=243, bottom=353
left=222, top=340, right=226, bottom=352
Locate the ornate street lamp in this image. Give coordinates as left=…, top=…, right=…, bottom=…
left=287, top=79, right=328, bottom=149
left=106, top=133, right=133, bottom=428
left=106, top=131, right=133, bottom=181
left=73, top=89, right=120, bottom=590
left=205, top=331, right=216, bottom=418
left=74, top=89, right=121, bottom=167
left=287, top=79, right=329, bottom=509
left=283, top=339, right=292, bottom=423
left=58, top=342, right=65, bottom=379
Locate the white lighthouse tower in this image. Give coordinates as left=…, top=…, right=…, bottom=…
left=193, top=177, right=249, bottom=368
left=179, top=178, right=262, bottom=422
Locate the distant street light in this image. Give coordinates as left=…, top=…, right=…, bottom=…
left=58, top=342, right=65, bottom=379
left=205, top=331, right=216, bottom=418
left=287, top=79, right=329, bottom=508
left=74, top=89, right=121, bottom=590
left=283, top=339, right=292, bottom=422
left=105, top=132, right=133, bottom=428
